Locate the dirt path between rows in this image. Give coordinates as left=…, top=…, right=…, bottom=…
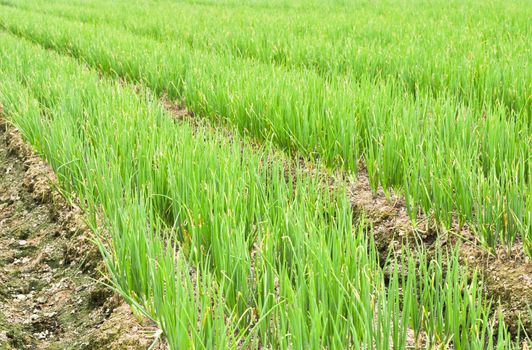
left=343, top=169, right=532, bottom=336
left=0, top=118, right=163, bottom=349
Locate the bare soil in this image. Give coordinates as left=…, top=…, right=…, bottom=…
left=343, top=167, right=532, bottom=336
left=0, top=118, right=164, bottom=349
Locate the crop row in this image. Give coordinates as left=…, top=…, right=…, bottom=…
left=8, top=0, right=531, bottom=117
left=0, top=4, right=529, bottom=253
left=0, top=31, right=523, bottom=349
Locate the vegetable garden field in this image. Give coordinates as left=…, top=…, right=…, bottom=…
left=0, top=0, right=530, bottom=348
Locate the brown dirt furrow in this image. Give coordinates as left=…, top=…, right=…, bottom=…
left=343, top=169, right=531, bottom=335
left=0, top=117, right=164, bottom=349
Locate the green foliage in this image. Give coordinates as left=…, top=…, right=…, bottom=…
left=0, top=0, right=528, bottom=250
left=0, top=0, right=529, bottom=348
